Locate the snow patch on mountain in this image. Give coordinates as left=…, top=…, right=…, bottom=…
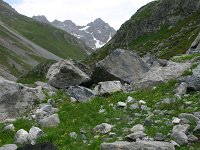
left=32, top=16, right=116, bottom=50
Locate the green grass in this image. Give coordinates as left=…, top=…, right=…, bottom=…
left=1, top=80, right=200, bottom=149
left=171, top=54, right=200, bottom=63
left=18, top=60, right=56, bottom=84
left=0, top=14, right=87, bottom=60
left=0, top=119, right=33, bottom=146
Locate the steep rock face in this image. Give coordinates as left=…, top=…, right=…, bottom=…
left=33, top=16, right=116, bottom=50
left=88, top=0, right=200, bottom=64
left=110, top=0, right=200, bottom=49
left=92, top=49, right=149, bottom=84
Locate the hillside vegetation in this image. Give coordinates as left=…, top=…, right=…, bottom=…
left=86, top=0, right=200, bottom=65
left=0, top=0, right=90, bottom=76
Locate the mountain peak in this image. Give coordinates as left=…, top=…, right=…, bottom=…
left=32, top=15, right=49, bottom=24
left=94, top=18, right=104, bottom=23
left=32, top=16, right=116, bottom=50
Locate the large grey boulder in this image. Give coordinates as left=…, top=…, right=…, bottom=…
left=28, top=126, right=44, bottom=145
left=172, top=124, right=190, bottom=134
left=187, top=32, right=200, bottom=54
left=171, top=131, right=188, bottom=146
left=0, top=144, right=17, bottom=150
left=130, top=124, right=145, bottom=133
left=67, top=86, right=95, bottom=103
left=93, top=49, right=149, bottom=84
left=0, top=77, right=45, bottom=121
left=93, top=81, right=123, bottom=95
left=134, top=62, right=191, bottom=89
left=192, top=64, right=200, bottom=77
left=46, top=59, right=91, bottom=89
left=174, top=82, right=187, bottom=96
left=14, top=129, right=28, bottom=144
left=179, top=113, right=199, bottom=123
left=100, top=141, right=175, bottom=150
left=16, top=142, right=58, bottom=150
left=38, top=114, right=60, bottom=128
left=178, top=75, right=200, bottom=91
left=193, top=124, right=200, bottom=135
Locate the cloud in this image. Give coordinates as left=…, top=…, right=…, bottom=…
left=8, top=0, right=154, bottom=29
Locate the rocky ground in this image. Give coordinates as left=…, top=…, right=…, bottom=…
left=1, top=38, right=200, bottom=149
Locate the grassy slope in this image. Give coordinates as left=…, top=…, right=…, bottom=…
left=0, top=2, right=89, bottom=76
left=0, top=14, right=87, bottom=60
left=85, top=1, right=200, bottom=65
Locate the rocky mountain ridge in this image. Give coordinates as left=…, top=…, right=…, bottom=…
left=32, top=16, right=116, bottom=50
left=87, top=0, right=200, bottom=65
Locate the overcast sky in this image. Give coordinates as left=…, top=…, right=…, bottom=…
left=4, top=0, right=154, bottom=29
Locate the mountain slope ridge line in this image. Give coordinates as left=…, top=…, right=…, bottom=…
left=0, top=20, right=62, bottom=61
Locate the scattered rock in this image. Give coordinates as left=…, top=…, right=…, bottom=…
left=34, top=81, right=57, bottom=92
left=172, top=117, right=181, bottom=124
left=93, top=81, right=122, bottom=95
left=171, top=131, right=188, bottom=146
left=67, top=86, right=95, bottom=103
left=141, top=105, right=150, bottom=111
left=69, top=132, right=78, bottom=139
left=117, top=102, right=127, bottom=108
left=194, top=111, right=200, bottom=119
left=187, top=134, right=198, bottom=142
left=47, top=98, right=56, bottom=107
left=28, top=126, right=44, bottom=145
left=154, top=133, right=165, bottom=141
left=130, top=124, right=145, bottom=133
left=122, top=83, right=133, bottom=93
left=38, top=114, right=60, bottom=127
left=0, top=144, right=17, bottom=150
left=70, top=97, right=77, bottom=103
left=39, top=104, right=58, bottom=114
left=179, top=113, right=199, bottom=124
left=17, top=142, right=57, bottom=150
left=14, top=129, right=28, bottom=144
left=125, top=131, right=147, bottom=142
left=3, top=124, right=15, bottom=131
left=0, top=77, right=45, bottom=121
left=192, top=64, right=200, bottom=77
left=193, top=124, right=200, bottom=135
left=129, top=103, right=139, bottom=110
left=178, top=75, right=200, bottom=91
left=174, top=82, right=187, bottom=96
left=134, top=62, right=191, bottom=89
left=46, top=59, right=91, bottom=89
left=172, top=124, right=190, bottom=134
left=93, top=123, right=113, bottom=134
left=126, top=96, right=135, bottom=103
left=92, top=49, right=149, bottom=84
left=139, top=100, right=146, bottom=105
left=101, top=141, right=175, bottom=150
